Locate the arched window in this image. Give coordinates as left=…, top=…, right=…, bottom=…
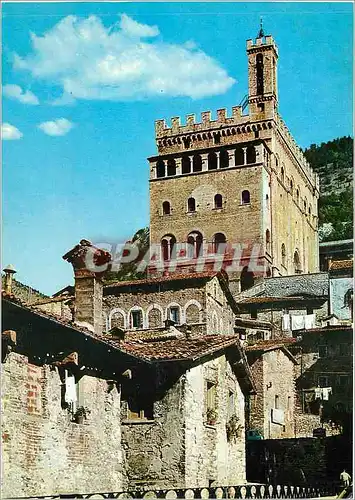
left=185, top=304, right=201, bottom=324
left=213, top=233, right=226, bottom=253
left=275, top=155, right=279, bottom=168
left=256, top=53, right=264, bottom=95
left=303, top=199, right=307, bottom=213
left=308, top=206, right=311, bottom=217
left=162, top=201, right=171, bottom=215
left=240, top=266, right=255, bottom=291
left=111, top=311, right=125, bottom=330
left=161, top=234, right=176, bottom=261
left=296, top=188, right=300, bottom=204
left=235, top=148, right=244, bottom=166
left=241, top=190, right=250, bottom=205
left=148, top=307, right=163, bottom=328
left=266, top=229, right=271, bottom=254
left=208, top=152, right=218, bottom=170
left=294, top=250, right=302, bottom=274
left=214, top=194, right=223, bottom=209
left=193, top=154, right=202, bottom=172
left=187, top=197, right=196, bottom=212
left=182, top=155, right=191, bottom=174
left=167, top=158, right=176, bottom=176
left=281, top=166, right=285, bottom=184
left=246, top=146, right=256, bottom=164
left=219, top=149, right=229, bottom=169
left=187, top=231, right=203, bottom=259
left=290, top=178, right=294, bottom=195
left=281, top=243, right=286, bottom=267
left=156, top=160, right=165, bottom=178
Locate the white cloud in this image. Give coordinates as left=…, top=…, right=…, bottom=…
left=1, top=123, right=23, bottom=140
left=38, top=118, right=74, bottom=136
left=13, top=14, right=235, bottom=100
left=119, top=13, right=159, bottom=38
left=3, top=84, right=39, bottom=105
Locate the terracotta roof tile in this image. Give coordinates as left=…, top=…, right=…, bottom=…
left=245, top=338, right=296, bottom=351
left=3, top=293, right=243, bottom=364
left=31, top=295, right=74, bottom=306
left=329, top=260, right=353, bottom=271
left=237, top=296, right=327, bottom=305
left=104, top=271, right=220, bottom=289
left=296, top=325, right=353, bottom=334
left=96, top=334, right=240, bottom=362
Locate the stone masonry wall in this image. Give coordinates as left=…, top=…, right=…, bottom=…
left=104, top=284, right=206, bottom=332
left=2, top=352, right=124, bottom=498
left=248, top=350, right=296, bottom=439
left=121, top=354, right=246, bottom=490
left=271, top=133, right=318, bottom=276
left=262, top=350, right=296, bottom=439
left=184, top=356, right=246, bottom=486
left=205, top=277, right=235, bottom=335
left=121, top=377, right=185, bottom=490
left=34, top=301, right=72, bottom=321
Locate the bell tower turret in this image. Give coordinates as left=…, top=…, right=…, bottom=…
left=247, top=23, right=278, bottom=120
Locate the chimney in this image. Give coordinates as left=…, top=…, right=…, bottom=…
left=63, top=240, right=111, bottom=335
left=3, top=264, right=17, bottom=295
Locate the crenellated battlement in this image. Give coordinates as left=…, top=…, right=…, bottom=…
left=246, top=34, right=278, bottom=55
left=155, top=106, right=248, bottom=138
left=275, top=112, right=317, bottom=186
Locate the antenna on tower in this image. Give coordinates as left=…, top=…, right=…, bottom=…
left=258, top=17, right=265, bottom=38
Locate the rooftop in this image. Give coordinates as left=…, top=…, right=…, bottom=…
left=96, top=334, right=241, bottom=363
left=319, top=239, right=353, bottom=249
left=296, top=325, right=353, bottom=335
left=104, top=271, right=221, bottom=290
left=328, top=259, right=353, bottom=271
left=245, top=338, right=297, bottom=351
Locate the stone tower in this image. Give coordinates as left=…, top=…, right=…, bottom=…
left=148, top=30, right=319, bottom=293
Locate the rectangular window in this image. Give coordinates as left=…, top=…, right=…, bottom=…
left=251, top=310, right=258, bottom=320
left=127, top=396, right=154, bottom=420
left=318, top=376, right=329, bottom=388
left=287, top=396, right=291, bottom=412
left=206, top=381, right=217, bottom=425
left=228, top=391, right=235, bottom=418
left=131, top=310, right=143, bottom=329
left=274, top=395, right=279, bottom=409
left=64, top=370, right=78, bottom=413
left=169, top=307, right=180, bottom=324
left=207, top=382, right=216, bottom=410
left=318, top=345, right=328, bottom=358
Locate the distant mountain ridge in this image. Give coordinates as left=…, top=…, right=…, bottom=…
left=304, top=136, right=353, bottom=242
left=304, top=136, right=353, bottom=196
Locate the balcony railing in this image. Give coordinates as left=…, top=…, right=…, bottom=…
left=13, top=482, right=339, bottom=499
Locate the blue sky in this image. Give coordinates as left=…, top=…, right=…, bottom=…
left=2, top=2, right=353, bottom=295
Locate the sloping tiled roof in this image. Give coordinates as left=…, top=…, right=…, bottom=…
left=245, top=338, right=297, bottom=351
left=96, top=334, right=240, bottom=362
left=245, top=338, right=298, bottom=364
left=2, top=292, right=243, bottom=364
left=296, top=325, right=353, bottom=335
left=104, top=271, right=220, bottom=290
left=31, top=295, right=74, bottom=306
left=329, top=260, right=353, bottom=271
left=236, top=296, right=327, bottom=305
left=234, top=317, right=273, bottom=329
